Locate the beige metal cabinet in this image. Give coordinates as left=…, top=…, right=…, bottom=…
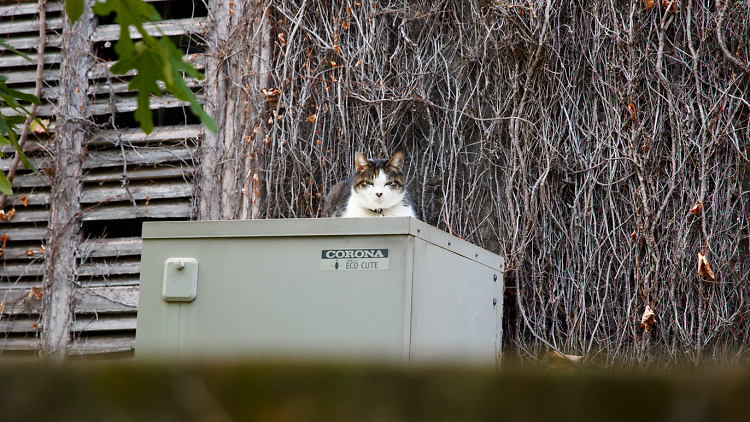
left=135, top=217, right=503, bottom=366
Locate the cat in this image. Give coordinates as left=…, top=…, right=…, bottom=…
left=323, top=151, right=417, bottom=218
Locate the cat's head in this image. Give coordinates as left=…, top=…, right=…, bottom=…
left=351, top=152, right=407, bottom=209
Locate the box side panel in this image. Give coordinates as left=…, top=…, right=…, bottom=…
left=136, top=235, right=409, bottom=363
left=409, top=238, right=502, bottom=366
left=402, top=236, right=414, bottom=363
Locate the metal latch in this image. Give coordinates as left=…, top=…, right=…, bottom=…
left=162, top=258, right=199, bottom=302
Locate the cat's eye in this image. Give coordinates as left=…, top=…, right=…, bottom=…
left=365, top=181, right=373, bottom=185
left=385, top=182, right=393, bottom=186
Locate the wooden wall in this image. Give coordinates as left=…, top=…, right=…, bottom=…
left=0, top=0, right=207, bottom=360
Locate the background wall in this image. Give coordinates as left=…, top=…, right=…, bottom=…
left=1, top=0, right=749, bottom=368
left=210, top=0, right=750, bottom=369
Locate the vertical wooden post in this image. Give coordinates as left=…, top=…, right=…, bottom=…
left=199, top=0, right=271, bottom=220
left=41, top=1, right=93, bottom=361
left=198, top=0, right=231, bottom=220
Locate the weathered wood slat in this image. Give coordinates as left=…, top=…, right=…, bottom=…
left=3, top=68, right=59, bottom=84
left=3, top=96, right=199, bottom=117
left=67, top=335, right=135, bottom=355
left=87, top=77, right=202, bottom=96
left=0, top=262, right=44, bottom=277
left=89, top=94, right=205, bottom=115
left=77, top=261, right=141, bottom=277
left=72, top=316, right=137, bottom=332
left=0, top=16, right=63, bottom=35
left=0, top=337, right=39, bottom=351
left=82, top=202, right=192, bottom=221
left=0, top=103, right=54, bottom=117
left=0, top=1, right=64, bottom=18
left=0, top=147, right=194, bottom=171
left=2, top=276, right=139, bottom=291
left=1, top=286, right=138, bottom=315
left=74, top=285, right=139, bottom=312
left=0, top=51, right=63, bottom=68
left=0, top=334, right=138, bottom=354
left=0, top=245, right=45, bottom=260
left=0, top=209, right=50, bottom=223
left=12, top=84, right=58, bottom=100
left=91, top=17, right=205, bottom=42
left=79, top=237, right=142, bottom=258
left=87, top=125, right=202, bottom=147
left=0, top=34, right=61, bottom=51
left=9, top=191, right=49, bottom=206
left=81, top=181, right=192, bottom=204
left=88, top=53, right=206, bottom=79
left=0, top=227, right=48, bottom=241
left=0, top=316, right=137, bottom=333
left=83, top=165, right=194, bottom=184
left=7, top=172, right=50, bottom=188
left=83, top=147, right=195, bottom=169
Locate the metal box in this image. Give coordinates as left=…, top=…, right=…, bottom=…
left=135, top=217, right=504, bottom=366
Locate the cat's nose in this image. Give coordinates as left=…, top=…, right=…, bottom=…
left=375, top=192, right=383, bottom=197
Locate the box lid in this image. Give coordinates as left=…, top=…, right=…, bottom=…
left=142, top=217, right=502, bottom=270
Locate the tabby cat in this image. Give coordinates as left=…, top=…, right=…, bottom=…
left=323, top=152, right=417, bottom=218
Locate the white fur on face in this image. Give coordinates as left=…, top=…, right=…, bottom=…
left=352, top=170, right=404, bottom=210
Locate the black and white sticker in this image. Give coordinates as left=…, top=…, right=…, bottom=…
left=320, top=249, right=389, bottom=271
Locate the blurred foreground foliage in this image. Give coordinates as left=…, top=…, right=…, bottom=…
left=0, top=363, right=748, bottom=422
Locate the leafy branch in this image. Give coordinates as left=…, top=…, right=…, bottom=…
left=0, top=40, right=42, bottom=196
left=67, top=0, right=218, bottom=134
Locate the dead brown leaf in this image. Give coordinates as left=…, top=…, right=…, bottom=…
left=629, top=103, right=637, bottom=121
left=641, top=305, right=656, bottom=333
left=662, top=0, right=679, bottom=13
left=6, top=209, right=15, bottom=221
left=19, top=195, right=28, bottom=207
left=333, top=45, right=341, bottom=54
left=25, top=250, right=35, bottom=256
left=0, top=210, right=5, bottom=222
left=690, top=202, right=702, bottom=215
left=306, top=114, right=318, bottom=123
left=261, top=87, right=281, bottom=108
left=1, top=234, right=7, bottom=248
left=27, top=287, right=42, bottom=299
left=630, top=230, right=637, bottom=241
left=644, top=0, right=655, bottom=9
left=697, top=252, right=715, bottom=281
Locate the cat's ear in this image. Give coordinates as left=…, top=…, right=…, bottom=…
left=386, top=152, right=404, bottom=171
left=354, top=152, right=371, bottom=171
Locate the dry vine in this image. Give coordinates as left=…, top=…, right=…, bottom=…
left=202, top=0, right=750, bottom=370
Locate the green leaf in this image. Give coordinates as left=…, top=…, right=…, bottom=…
left=0, top=115, right=36, bottom=172
left=0, top=171, right=11, bottom=196
left=162, top=38, right=217, bottom=133
left=3, top=88, right=41, bottom=106
left=111, top=41, right=163, bottom=133
left=65, top=0, right=85, bottom=23
left=92, top=0, right=217, bottom=134
left=0, top=39, right=33, bottom=62
left=93, top=0, right=162, bottom=59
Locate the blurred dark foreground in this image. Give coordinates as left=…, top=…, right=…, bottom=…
left=0, top=363, right=747, bottom=422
